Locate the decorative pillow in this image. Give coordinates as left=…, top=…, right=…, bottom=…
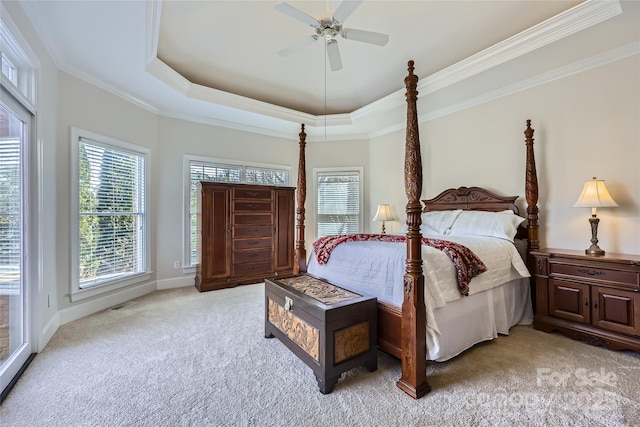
left=399, top=209, right=462, bottom=235
left=448, top=210, right=525, bottom=242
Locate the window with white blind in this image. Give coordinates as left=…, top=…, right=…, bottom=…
left=185, top=156, right=290, bottom=268
left=315, top=168, right=363, bottom=237
left=71, top=128, right=149, bottom=300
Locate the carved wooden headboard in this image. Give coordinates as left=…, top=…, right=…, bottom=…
left=422, top=186, right=519, bottom=214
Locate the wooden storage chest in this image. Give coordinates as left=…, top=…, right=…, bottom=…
left=265, top=275, right=377, bottom=394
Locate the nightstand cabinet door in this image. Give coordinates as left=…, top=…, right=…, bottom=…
left=592, top=286, right=640, bottom=336
left=549, top=279, right=591, bottom=324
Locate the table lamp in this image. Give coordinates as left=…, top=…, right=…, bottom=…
left=372, top=204, right=394, bottom=234
left=573, top=177, right=618, bottom=256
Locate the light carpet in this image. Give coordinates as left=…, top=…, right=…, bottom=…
left=1, top=283, right=639, bottom=426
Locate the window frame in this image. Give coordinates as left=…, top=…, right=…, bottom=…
left=183, top=155, right=291, bottom=271
left=0, top=5, right=39, bottom=112
left=70, top=127, right=150, bottom=302
left=313, top=167, right=364, bottom=238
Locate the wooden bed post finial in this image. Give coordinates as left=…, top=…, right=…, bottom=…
left=397, top=60, right=431, bottom=399
left=294, top=124, right=307, bottom=274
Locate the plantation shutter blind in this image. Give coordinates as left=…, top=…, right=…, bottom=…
left=317, top=171, right=361, bottom=237
left=78, top=137, right=146, bottom=288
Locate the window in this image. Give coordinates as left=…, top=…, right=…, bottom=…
left=71, top=128, right=149, bottom=300
left=1, top=10, right=38, bottom=110
left=315, top=168, right=363, bottom=237
left=185, top=156, right=290, bottom=268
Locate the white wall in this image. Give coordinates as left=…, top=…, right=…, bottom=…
left=154, top=117, right=370, bottom=285
left=54, top=72, right=159, bottom=312
left=370, top=54, right=640, bottom=255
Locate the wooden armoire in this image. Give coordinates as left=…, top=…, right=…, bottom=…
left=195, top=182, right=295, bottom=292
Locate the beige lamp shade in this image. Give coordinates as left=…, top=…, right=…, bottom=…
left=573, top=177, right=618, bottom=256
left=573, top=177, right=618, bottom=213
left=372, top=204, right=394, bottom=234
left=372, top=204, right=394, bottom=221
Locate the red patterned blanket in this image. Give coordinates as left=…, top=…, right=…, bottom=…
left=312, top=234, right=487, bottom=296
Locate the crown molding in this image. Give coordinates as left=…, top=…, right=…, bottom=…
left=355, top=0, right=622, bottom=122
left=369, top=40, right=640, bottom=139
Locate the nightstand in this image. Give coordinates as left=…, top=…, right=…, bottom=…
left=531, top=248, right=640, bottom=353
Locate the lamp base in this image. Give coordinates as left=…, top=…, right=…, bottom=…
left=585, top=244, right=605, bottom=256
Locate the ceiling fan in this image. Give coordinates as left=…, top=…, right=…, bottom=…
left=275, top=1, right=389, bottom=71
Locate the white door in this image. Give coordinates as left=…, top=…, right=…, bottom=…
left=0, top=91, right=33, bottom=398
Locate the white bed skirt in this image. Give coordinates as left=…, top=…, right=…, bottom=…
left=428, top=277, right=533, bottom=361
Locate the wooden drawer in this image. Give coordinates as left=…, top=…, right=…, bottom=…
left=233, top=248, right=272, bottom=264
left=233, top=237, right=272, bottom=251
left=233, top=260, right=272, bottom=277
left=234, top=201, right=272, bottom=212
left=233, top=213, right=272, bottom=225
left=550, top=262, right=639, bottom=287
left=233, top=187, right=272, bottom=200
left=233, top=225, right=272, bottom=238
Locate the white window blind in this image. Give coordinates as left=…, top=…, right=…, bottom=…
left=187, top=158, right=289, bottom=267
left=76, top=136, right=146, bottom=289
left=316, top=170, right=362, bottom=237
left=0, top=132, right=21, bottom=295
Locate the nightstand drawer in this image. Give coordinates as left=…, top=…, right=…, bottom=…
left=550, top=262, right=639, bottom=287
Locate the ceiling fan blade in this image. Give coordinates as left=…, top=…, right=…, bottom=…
left=341, top=28, right=389, bottom=46
left=278, top=35, right=319, bottom=57
left=274, top=2, right=320, bottom=28
left=326, top=40, right=343, bottom=71
left=332, top=0, right=364, bottom=23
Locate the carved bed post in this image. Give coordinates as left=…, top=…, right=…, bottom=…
left=294, top=124, right=307, bottom=274
left=396, top=60, right=431, bottom=399
left=524, top=119, right=539, bottom=253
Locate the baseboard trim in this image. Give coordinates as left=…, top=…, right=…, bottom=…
left=57, top=281, right=157, bottom=326
left=156, top=276, right=195, bottom=290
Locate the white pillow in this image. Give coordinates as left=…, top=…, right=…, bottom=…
left=422, top=209, right=462, bottom=235
left=399, top=209, right=462, bottom=235
left=448, top=210, right=525, bottom=242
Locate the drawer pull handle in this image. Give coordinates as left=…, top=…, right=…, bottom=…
left=248, top=192, right=259, bottom=197
left=248, top=241, right=259, bottom=246
left=248, top=204, right=258, bottom=209
left=577, top=268, right=604, bottom=276
left=284, top=296, right=293, bottom=311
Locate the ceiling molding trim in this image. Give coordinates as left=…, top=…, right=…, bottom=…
left=421, top=0, right=622, bottom=95
left=352, top=0, right=621, bottom=123
left=419, top=40, right=640, bottom=124
left=63, top=64, right=160, bottom=114
left=146, top=56, right=354, bottom=128
left=145, top=58, right=191, bottom=94
left=369, top=41, right=639, bottom=139
left=158, top=107, right=368, bottom=142
left=145, top=0, right=162, bottom=65
left=159, top=109, right=298, bottom=140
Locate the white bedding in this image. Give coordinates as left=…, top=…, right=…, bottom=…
left=307, top=234, right=531, bottom=337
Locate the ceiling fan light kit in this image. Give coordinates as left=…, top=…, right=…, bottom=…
left=275, top=0, right=389, bottom=71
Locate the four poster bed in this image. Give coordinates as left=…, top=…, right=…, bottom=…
left=291, top=61, right=540, bottom=399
